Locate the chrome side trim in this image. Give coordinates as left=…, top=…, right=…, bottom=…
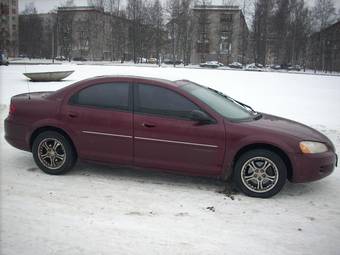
left=82, top=131, right=132, bottom=139
left=82, top=131, right=218, bottom=148
left=135, top=136, right=218, bottom=148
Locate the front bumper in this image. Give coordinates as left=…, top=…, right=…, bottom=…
left=290, top=151, right=337, bottom=183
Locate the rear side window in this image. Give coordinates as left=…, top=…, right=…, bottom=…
left=135, top=84, right=199, bottom=119
left=70, top=83, right=130, bottom=111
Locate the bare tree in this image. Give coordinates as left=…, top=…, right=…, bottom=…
left=127, top=0, right=143, bottom=63
left=252, top=0, right=274, bottom=65
left=57, top=1, right=75, bottom=61
left=312, top=0, right=336, bottom=30
left=106, top=0, right=118, bottom=61
left=166, top=0, right=195, bottom=66
left=194, top=0, right=209, bottom=63
left=166, top=0, right=180, bottom=66
left=150, top=0, right=164, bottom=65
left=289, top=0, right=311, bottom=66
left=271, top=0, right=290, bottom=65
left=311, top=0, right=336, bottom=71
left=178, top=0, right=194, bottom=65
left=19, top=3, right=43, bottom=58
left=58, top=12, right=74, bottom=60
left=87, top=0, right=105, bottom=8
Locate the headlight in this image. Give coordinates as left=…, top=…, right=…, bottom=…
left=299, top=141, right=328, bottom=154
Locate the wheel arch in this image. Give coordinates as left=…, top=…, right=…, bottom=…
left=29, top=126, right=78, bottom=157
left=232, top=143, right=293, bottom=181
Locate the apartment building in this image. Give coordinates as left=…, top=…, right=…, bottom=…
left=0, top=0, right=18, bottom=56
left=191, top=5, right=249, bottom=65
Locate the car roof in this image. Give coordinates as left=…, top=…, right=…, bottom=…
left=81, top=75, right=181, bottom=87
left=51, top=75, right=183, bottom=98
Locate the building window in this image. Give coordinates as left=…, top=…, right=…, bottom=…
left=199, top=32, right=208, bottom=42
left=12, top=8, right=16, bottom=14
left=220, top=13, right=233, bottom=32
left=79, top=31, right=85, bottom=40
left=12, top=24, right=16, bottom=30
left=220, top=42, right=230, bottom=54
left=221, top=23, right=232, bottom=32
left=220, top=14, right=233, bottom=23
left=1, top=4, right=9, bottom=15
left=220, top=32, right=230, bottom=40
left=196, top=42, right=209, bottom=53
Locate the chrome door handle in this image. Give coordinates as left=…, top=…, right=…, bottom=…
left=68, top=112, right=78, bottom=118
left=142, top=123, right=155, bottom=128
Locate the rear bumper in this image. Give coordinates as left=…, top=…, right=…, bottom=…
left=290, top=151, right=337, bottom=183
left=4, top=117, right=30, bottom=151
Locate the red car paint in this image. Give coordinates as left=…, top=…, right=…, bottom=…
left=4, top=76, right=337, bottom=182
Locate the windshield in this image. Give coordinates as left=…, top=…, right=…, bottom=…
left=179, top=81, right=255, bottom=121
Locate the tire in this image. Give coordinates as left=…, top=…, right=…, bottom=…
left=32, top=131, right=76, bottom=175
left=233, top=149, right=287, bottom=198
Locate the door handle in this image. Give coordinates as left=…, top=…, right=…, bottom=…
left=68, top=112, right=78, bottom=118
left=142, top=123, right=155, bottom=128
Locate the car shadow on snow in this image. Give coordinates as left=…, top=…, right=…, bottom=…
left=67, top=161, right=226, bottom=193
left=62, top=161, right=330, bottom=199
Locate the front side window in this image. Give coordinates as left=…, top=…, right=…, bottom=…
left=70, top=83, right=130, bottom=111
left=135, top=84, right=200, bottom=119
left=179, top=81, right=253, bottom=121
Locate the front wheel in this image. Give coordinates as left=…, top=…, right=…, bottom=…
left=32, top=131, right=76, bottom=175
left=233, top=149, right=287, bottom=198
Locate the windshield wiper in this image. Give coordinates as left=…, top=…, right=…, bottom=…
left=233, top=99, right=256, bottom=113
left=234, top=99, right=262, bottom=119
left=253, top=113, right=263, bottom=120
left=207, top=87, right=258, bottom=114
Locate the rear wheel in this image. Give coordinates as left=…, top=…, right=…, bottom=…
left=233, top=149, right=287, bottom=198
left=32, top=131, right=76, bottom=175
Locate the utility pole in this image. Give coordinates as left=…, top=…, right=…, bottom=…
left=172, top=20, right=176, bottom=67
left=52, top=26, right=55, bottom=63
left=241, top=0, right=246, bottom=65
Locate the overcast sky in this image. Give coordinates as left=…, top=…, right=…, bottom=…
left=19, top=0, right=340, bottom=14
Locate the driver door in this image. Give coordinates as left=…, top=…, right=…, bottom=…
left=133, top=83, right=226, bottom=175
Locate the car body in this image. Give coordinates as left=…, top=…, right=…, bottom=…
left=73, top=57, right=87, bottom=61
left=55, top=56, right=67, bottom=61
left=246, top=63, right=263, bottom=71
left=163, top=59, right=183, bottom=65
left=147, top=58, right=158, bottom=64
left=288, top=65, right=301, bottom=71
left=200, top=61, right=223, bottom=68
left=228, top=62, right=243, bottom=69
left=270, top=65, right=282, bottom=70
left=0, top=50, right=9, bottom=66
left=4, top=76, right=337, bottom=197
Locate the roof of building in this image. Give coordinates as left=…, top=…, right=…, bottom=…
left=324, top=20, right=340, bottom=31
left=57, top=6, right=104, bottom=12
left=311, top=20, right=340, bottom=39
left=193, top=5, right=240, bottom=11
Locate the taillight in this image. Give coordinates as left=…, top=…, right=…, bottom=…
left=9, top=103, right=16, bottom=115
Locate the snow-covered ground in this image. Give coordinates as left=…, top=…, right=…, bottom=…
left=1, top=64, right=340, bottom=255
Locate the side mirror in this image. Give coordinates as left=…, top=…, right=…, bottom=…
left=190, top=110, right=213, bottom=124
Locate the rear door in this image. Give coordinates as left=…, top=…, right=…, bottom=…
left=133, top=83, right=226, bottom=175
left=62, top=82, right=133, bottom=165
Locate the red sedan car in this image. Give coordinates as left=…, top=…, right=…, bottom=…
left=4, top=76, right=337, bottom=198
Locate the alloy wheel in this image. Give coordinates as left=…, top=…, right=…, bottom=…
left=37, top=138, right=66, bottom=170
left=240, top=157, right=279, bottom=193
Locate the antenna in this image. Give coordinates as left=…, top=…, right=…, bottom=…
left=25, top=64, right=31, bottom=100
